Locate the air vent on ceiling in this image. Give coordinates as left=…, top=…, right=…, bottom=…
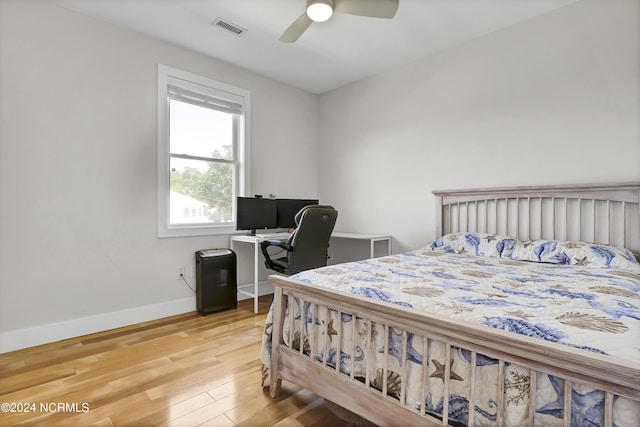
left=212, top=18, right=247, bottom=37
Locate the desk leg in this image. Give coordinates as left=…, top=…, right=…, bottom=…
left=230, top=239, right=237, bottom=302
left=254, top=241, right=259, bottom=314
left=370, top=237, right=392, bottom=258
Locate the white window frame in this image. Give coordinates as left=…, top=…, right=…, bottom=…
left=157, top=64, right=250, bottom=237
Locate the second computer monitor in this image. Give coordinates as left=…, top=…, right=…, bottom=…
left=277, top=199, right=319, bottom=229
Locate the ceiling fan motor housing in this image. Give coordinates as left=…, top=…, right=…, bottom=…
left=306, top=0, right=334, bottom=22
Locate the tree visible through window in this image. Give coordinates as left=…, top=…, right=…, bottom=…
left=169, top=99, right=235, bottom=224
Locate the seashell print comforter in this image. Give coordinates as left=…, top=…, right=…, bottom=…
left=261, top=246, right=640, bottom=426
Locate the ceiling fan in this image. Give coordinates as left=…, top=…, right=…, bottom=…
left=279, top=0, right=399, bottom=43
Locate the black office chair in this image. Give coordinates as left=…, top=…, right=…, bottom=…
left=261, top=205, right=338, bottom=275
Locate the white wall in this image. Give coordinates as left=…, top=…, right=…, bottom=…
left=0, top=1, right=317, bottom=352
left=2, top=0, right=638, bottom=353
left=318, top=0, right=640, bottom=254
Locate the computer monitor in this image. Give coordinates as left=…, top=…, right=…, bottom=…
left=276, top=199, right=319, bottom=229
left=236, top=197, right=277, bottom=234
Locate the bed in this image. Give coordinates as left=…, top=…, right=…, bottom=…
left=261, top=183, right=640, bottom=426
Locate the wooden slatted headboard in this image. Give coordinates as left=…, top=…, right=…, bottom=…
left=433, top=182, right=640, bottom=257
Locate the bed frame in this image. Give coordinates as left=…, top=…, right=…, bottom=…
left=267, top=182, right=640, bottom=426
left=434, top=182, right=640, bottom=259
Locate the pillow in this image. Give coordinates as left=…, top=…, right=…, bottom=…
left=430, top=233, right=517, bottom=258
left=510, top=239, right=640, bottom=271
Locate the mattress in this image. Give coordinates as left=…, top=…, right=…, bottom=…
left=262, top=234, right=640, bottom=426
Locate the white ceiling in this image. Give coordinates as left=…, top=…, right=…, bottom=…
left=53, top=0, right=578, bottom=94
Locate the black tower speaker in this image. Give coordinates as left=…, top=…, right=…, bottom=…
left=195, top=249, right=237, bottom=315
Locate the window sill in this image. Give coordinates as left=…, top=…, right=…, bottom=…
left=157, top=224, right=237, bottom=238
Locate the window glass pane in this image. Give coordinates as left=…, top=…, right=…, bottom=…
left=170, top=157, right=235, bottom=224
left=169, top=99, right=234, bottom=160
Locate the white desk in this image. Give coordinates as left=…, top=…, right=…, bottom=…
left=330, top=232, right=392, bottom=259
left=230, top=231, right=391, bottom=313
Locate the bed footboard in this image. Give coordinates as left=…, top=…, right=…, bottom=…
left=267, top=275, right=640, bottom=427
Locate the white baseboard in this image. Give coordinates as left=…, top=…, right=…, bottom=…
left=0, top=297, right=197, bottom=354
left=0, top=285, right=275, bottom=354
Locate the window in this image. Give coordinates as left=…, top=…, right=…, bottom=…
left=157, top=65, right=250, bottom=237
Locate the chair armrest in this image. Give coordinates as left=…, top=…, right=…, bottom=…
left=260, top=239, right=292, bottom=274
left=261, top=239, right=293, bottom=252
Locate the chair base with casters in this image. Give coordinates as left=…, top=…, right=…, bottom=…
left=261, top=205, right=338, bottom=276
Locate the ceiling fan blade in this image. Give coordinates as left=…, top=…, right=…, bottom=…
left=334, top=0, right=399, bottom=19
left=279, top=13, right=313, bottom=43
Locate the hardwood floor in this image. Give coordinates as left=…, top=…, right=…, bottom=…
left=0, top=296, right=355, bottom=427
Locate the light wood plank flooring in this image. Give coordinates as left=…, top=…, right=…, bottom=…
left=0, top=296, right=355, bottom=427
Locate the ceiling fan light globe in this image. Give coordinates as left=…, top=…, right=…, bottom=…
left=307, top=0, right=333, bottom=22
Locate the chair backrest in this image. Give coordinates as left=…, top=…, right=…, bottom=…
left=287, top=205, right=338, bottom=275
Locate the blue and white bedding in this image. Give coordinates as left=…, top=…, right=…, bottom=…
left=262, top=234, right=640, bottom=426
